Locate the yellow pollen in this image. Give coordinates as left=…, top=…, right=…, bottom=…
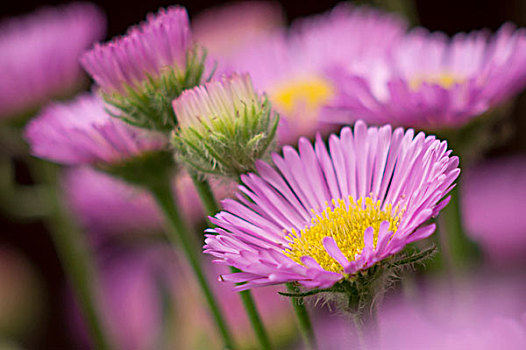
left=409, top=72, right=464, bottom=90
left=269, top=76, right=334, bottom=116
left=284, top=196, right=402, bottom=274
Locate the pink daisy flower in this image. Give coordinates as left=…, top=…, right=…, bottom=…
left=328, top=23, right=526, bottom=130
left=204, top=121, right=459, bottom=291
left=0, top=3, right=105, bottom=119
left=24, top=93, right=167, bottom=166
left=81, top=6, right=191, bottom=95
left=222, top=4, right=407, bottom=145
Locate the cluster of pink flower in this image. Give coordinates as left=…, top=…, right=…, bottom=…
left=1, top=1, right=526, bottom=349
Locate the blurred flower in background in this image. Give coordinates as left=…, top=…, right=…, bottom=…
left=24, top=93, right=168, bottom=166
left=0, top=2, right=105, bottom=120
left=69, top=246, right=176, bottom=350
left=328, top=23, right=526, bottom=130
left=62, top=167, right=162, bottom=238
left=221, top=4, right=407, bottom=145
left=192, top=1, right=285, bottom=60
left=62, top=166, right=232, bottom=240
left=309, top=276, right=526, bottom=350
left=70, top=247, right=296, bottom=350
left=462, top=155, right=526, bottom=266
left=368, top=277, right=526, bottom=349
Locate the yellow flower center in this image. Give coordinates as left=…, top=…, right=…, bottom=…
left=284, top=197, right=402, bottom=274
left=269, top=76, right=334, bottom=116
left=409, top=72, right=464, bottom=90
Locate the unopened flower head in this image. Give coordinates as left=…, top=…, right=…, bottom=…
left=222, top=4, right=406, bottom=145
left=172, top=73, right=279, bottom=178
left=0, top=3, right=105, bottom=119
left=24, top=93, right=168, bottom=167
left=204, top=121, right=459, bottom=294
left=328, top=23, right=526, bottom=130
left=81, top=6, right=207, bottom=131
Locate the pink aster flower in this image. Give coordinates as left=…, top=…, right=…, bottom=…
left=223, top=4, right=406, bottom=145
left=192, top=1, right=284, bottom=59
left=462, top=156, right=526, bottom=266
left=81, top=6, right=190, bottom=94
left=328, top=23, right=526, bottom=130
left=24, top=93, right=167, bottom=166
left=204, top=121, right=459, bottom=291
left=0, top=3, right=105, bottom=119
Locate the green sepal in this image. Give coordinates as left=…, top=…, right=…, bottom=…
left=102, top=46, right=207, bottom=132
left=172, top=97, right=279, bottom=179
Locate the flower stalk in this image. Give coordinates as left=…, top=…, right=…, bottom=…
left=438, top=186, right=480, bottom=271
left=147, top=175, right=236, bottom=350
left=30, top=160, right=113, bottom=350
left=286, top=283, right=317, bottom=350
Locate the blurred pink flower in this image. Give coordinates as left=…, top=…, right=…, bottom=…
left=371, top=277, right=526, bottom=350
left=70, top=247, right=176, bottom=350
left=71, top=248, right=294, bottom=350
left=329, top=23, right=526, bottom=130
left=462, top=156, right=526, bottom=265
left=222, top=4, right=407, bottom=145
left=62, top=167, right=162, bottom=236
left=24, top=93, right=167, bottom=166
left=313, top=276, right=526, bottom=350
left=62, top=167, right=233, bottom=238
left=192, top=1, right=284, bottom=59
left=0, top=3, right=105, bottom=119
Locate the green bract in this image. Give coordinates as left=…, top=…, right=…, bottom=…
left=172, top=97, right=279, bottom=179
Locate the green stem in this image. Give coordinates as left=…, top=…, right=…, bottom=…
left=189, top=172, right=273, bottom=349
left=438, top=186, right=480, bottom=271
left=147, top=179, right=236, bottom=350
left=31, top=160, right=112, bottom=350
left=237, top=283, right=273, bottom=350
left=189, top=171, right=221, bottom=214
left=286, top=283, right=317, bottom=350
